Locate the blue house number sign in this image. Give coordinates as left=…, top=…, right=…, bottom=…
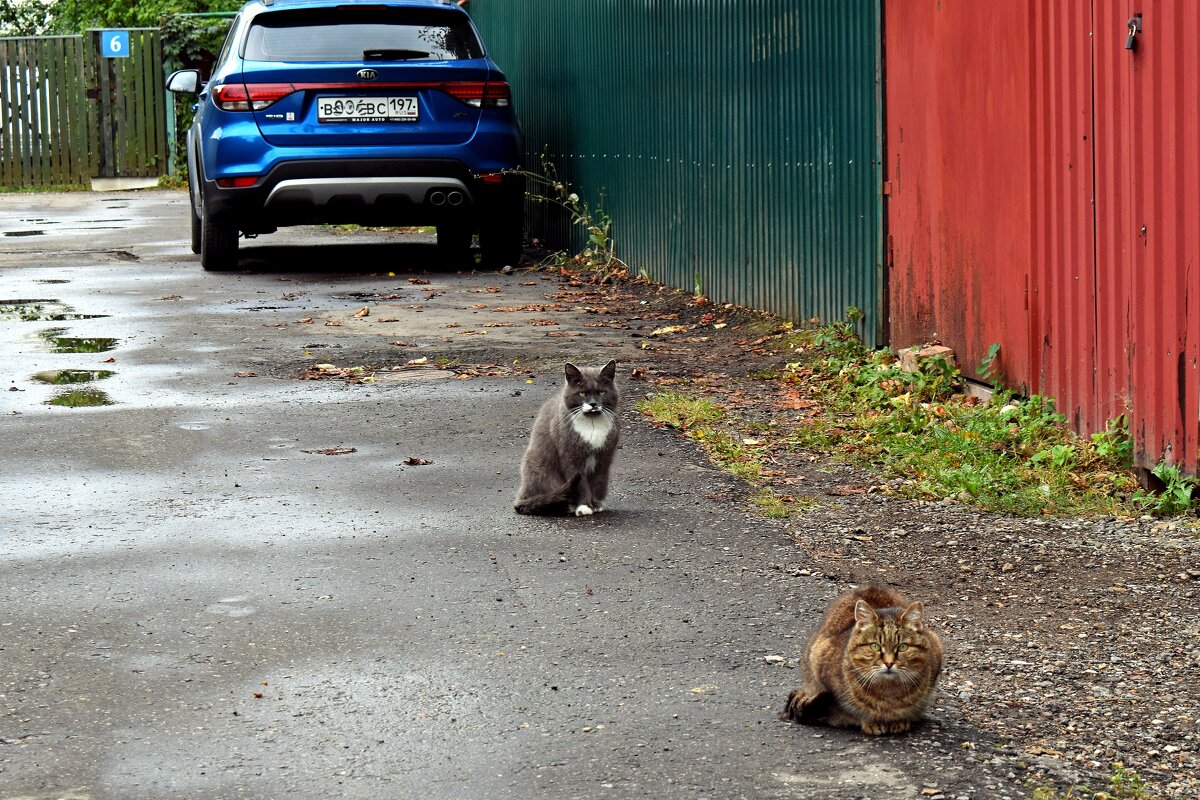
left=101, top=30, right=130, bottom=58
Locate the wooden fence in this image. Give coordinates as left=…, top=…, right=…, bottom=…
left=0, top=29, right=167, bottom=187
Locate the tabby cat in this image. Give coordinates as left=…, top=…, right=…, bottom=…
left=780, top=585, right=942, bottom=735
left=514, top=360, right=619, bottom=516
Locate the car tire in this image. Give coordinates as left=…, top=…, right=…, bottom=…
left=189, top=189, right=202, bottom=255
left=479, top=207, right=524, bottom=270
left=200, top=211, right=239, bottom=271
left=436, top=222, right=473, bottom=268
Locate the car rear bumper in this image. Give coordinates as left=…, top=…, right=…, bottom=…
left=203, top=157, right=523, bottom=230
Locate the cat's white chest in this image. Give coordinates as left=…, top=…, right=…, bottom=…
left=572, top=413, right=613, bottom=450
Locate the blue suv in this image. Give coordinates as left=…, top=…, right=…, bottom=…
left=166, top=0, right=524, bottom=271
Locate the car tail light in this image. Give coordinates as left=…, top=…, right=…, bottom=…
left=216, top=176, right=259, bottom=188
left=442, top=81, right=511, bottom=108
left=213, top=83, right=296, bottom=111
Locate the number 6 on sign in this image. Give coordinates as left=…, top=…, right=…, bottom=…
left=101, top=30, right=129, bottom=58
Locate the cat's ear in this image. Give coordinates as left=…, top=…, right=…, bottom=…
left=899, top=602, right=925, bottom=630
left=853, top=599, right=879, bottom=628
left=600, top=359, right=617, bottom=380
left=564, top=363, right=582, bottom=383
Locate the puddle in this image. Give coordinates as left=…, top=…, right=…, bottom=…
left=33, top=369, right=115, bottom=385
left=178, top=422, right=211, bottom=431
left=34, top=279, right=71, bottom=285
left=3, top=230, right=44, bottom=237
left=46, top=388, right=115, bottom=407
left=0, top=299, right=108, bottom=322
left=37, top=328, right=119, bottom=353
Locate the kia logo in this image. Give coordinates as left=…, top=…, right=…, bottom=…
left=357, top=69, right=378, bottom=81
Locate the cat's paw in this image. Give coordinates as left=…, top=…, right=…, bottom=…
left=572, top=504, right=594, bottom=516
left=861, top=719, right=910, bottom=735
left=779, top=689, right=813, bottom=722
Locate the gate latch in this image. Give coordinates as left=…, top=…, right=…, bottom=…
left=1126, top=14, right=1142, bottom=50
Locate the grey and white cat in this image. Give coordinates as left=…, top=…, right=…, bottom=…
left=514, top=360, right=620, bottom=516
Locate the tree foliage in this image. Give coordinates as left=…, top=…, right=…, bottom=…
left=0, top=0, right=240, bottom=36
left=0, top=0, right=59, bottom=35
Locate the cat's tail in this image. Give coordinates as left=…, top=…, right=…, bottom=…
left=514, top=473, right=582, bottom=515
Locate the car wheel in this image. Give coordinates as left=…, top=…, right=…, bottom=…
left=479, top=206, right=524, bottom=269
left=436, top=222, right=473, bottom=268
left=189, top=187, right=202, bottom=255
left=200, top=211, right=239, bottom=271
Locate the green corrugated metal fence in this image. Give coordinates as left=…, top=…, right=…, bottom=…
left=470, top=0, right=883, bottom=343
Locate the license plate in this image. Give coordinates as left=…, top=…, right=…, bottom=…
left=317, top=96, right=418, bottom=123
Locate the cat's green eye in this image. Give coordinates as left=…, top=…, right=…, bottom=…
left=870, top=643, right=881, bottom=651
left=898, top=644, right=909, bottom=652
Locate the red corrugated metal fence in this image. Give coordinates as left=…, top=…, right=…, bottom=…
left=886, top=0, right=1199, bottom=474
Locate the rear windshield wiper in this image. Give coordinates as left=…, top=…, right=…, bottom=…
left=363, top=49, right=429, bottom=61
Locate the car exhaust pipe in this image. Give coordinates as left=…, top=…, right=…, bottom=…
left=446, top=190, right=464, bottom=206
left=429, top=191, right=447, bottom=206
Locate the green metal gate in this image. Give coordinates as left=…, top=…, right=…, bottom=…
left=470, top=0, right=883, bottom=342
left=0, top=29, right=167, bottom=187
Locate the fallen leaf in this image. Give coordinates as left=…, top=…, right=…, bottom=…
left=353, top=306, right=370, bottom=317
left=689, top=684, right=718, bottom=695
left=102, top=357, right=115, bottom=363
left=296, top=317, right=314, bottom=324
left=406, top=357, right=429, bottom=366
left=324, top=319, right=342, bottom=327
left=407, top=277, right=430, bottom=285
left=403, top=457, right=432, bottom=466
left=158, top=295, right=182, bottom=301
left=472, top=303, right=488, bottom=309
left=376, top=317, right=399, bottom=323
left=529, top=318, right=559, bottom=326
left=301, top=447, right=358, bottom=456
left=253, top=692, right=264, bottom=699
left=828, top=484, right=870, bottom=496
left=446, top=322, right=461, bottom=328
left=651, top=325, right=688, bottom=336
left=233, top=371, right=257, bottom=378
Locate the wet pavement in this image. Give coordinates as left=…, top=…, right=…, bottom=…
left=1, top=191, right=1020, bottom=799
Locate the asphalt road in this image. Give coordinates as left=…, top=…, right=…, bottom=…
left=1, top=192, right=1018, bottom=799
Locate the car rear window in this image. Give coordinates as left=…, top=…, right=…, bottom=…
left=243, top=7, right=483, bottom=62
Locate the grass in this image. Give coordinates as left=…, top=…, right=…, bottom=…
left=637, top=391, right=815, bottom=517
left=1032, top=763, right=1163, bottom=799
left=774, top=320, right=1148, bottom=517
left=0, top=183, right=90, bottom=193
left=639, top=318, right=1189, bottom=519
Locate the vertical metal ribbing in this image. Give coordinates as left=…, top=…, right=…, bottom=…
left=471, top=0, right=882, bottom=344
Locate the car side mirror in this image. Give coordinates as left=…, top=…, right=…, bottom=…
left=166, top=69, right=201, bottom=94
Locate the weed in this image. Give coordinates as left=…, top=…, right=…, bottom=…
left=522, top=151, right=626, bottom=280
left=1134, top=463, right=1197, bottom=516
left=1091, top=417, right=1133, bottom=467
left=774, top=320, right=1143, bottom=517
left=977, top=341, right=1004, bottom=387
left=1032, top=763, right=1162, bottom=800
